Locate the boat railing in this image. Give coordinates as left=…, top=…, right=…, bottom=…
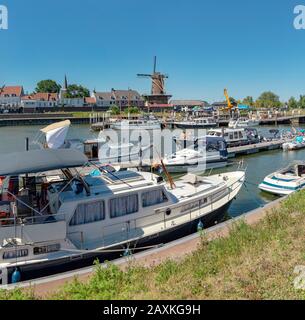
left=0, top=212, right=66, bottom=227
left=99, top=178, right=243, bottom=247
left=23, top=213, right=66, bottom=225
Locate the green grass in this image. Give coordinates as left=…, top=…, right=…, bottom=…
left=3, top=191, right=305, bottom=300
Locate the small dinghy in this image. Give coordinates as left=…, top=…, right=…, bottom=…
left=259, top=161, right=305, bottom=196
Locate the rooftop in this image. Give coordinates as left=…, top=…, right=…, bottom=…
left=0, top=86, right=24, bottom=97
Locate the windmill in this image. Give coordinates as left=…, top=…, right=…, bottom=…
left=137, top=57, right=171, bottom=106
left=137, top=56, right=169, bottom=95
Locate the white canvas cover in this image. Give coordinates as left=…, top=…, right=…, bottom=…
left=40, top=120, right=71, bottom=149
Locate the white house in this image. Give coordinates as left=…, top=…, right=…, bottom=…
left=0, top=86, right=24, bottom=108
left=21, top=93, right=58, bottom=110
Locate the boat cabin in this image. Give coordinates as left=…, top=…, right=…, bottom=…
left=208, top=128, right=259, bottom=147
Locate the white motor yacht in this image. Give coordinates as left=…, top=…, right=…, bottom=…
left=163, top=136, right=228, bottom=173
left=0, top=149, right=245, bottom=285
left=110, top=116, right=161, bottom=131
left=174, top=117, right=218, bottom=129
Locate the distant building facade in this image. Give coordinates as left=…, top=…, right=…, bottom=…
left=21, top=93, right=58, bottom=111
left=170, top=100, right=209, bottom=112
left=0, top=86, right=24, bottom=109
left=92, top=88, right=144, bottom=110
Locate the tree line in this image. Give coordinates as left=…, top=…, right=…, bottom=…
left=33, top=79, right=305, bottom=109
left=35, top=80, right=89, bottom=98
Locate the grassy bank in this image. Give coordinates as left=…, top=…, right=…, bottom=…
left=2, top=191, right=305, bottom=300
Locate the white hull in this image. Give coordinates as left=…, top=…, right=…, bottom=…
left=165, top=160, right=228, bottom=173
left=228, top=120, right=260, bottom=128
left=282, top=142, right=305, bottom=151
left=111, top=124, right=161, bottom=130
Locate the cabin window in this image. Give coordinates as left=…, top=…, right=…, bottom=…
left=3, top=249, right=29, bottom=260
left=110, top=194, right=138, bottom=218
left=229, top=134, right=234, bottom=140
left=239, top=132, right=243, bottom=139
left=234, top=132, right=238, bottom=139
left=142, top=189, right=168, bottom=207
left=33, top=244, right=60, bottom=255
left=70, top=201, right=105, bottom=226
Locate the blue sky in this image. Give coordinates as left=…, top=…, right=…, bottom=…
left=0, top=0, right=304, bottom=102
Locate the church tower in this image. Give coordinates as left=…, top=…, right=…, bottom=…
left=59, top=75, right=68, bottom=101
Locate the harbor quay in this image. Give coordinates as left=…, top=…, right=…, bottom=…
left=4, top=0, right=305, bottom=306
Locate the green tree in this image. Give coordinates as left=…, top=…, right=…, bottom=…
left=35, top=80, right=61, bottom=93
left=242, top=96, right=254, bottom=107
left=298, top=95, right=305, bottom=109
left=256, top=91, right=281, bottom=108
left=124, top=106, right=139, bottom=114
left=65, top=84, right=90, bottom=98
left=288, top=97, right=298, bottom=109
left=110, top=105, right=120, bottom=115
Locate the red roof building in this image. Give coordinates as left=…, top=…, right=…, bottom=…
left=0, top=86, right=24, bottom=108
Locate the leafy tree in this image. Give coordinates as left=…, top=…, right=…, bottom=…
left=110, top=105, right=120, bottom=115
left=256, top=91, right=281, bottom=108
left=35, top=80, right=61, bottom=93
left=298, top=95, right=305, bottom=109
left=65, top=84, right=90, bottom=98
left=124, top=107, right=139, bottom=114
left=288, top=97, right=298, bottom=109
left=242, top=96, right=254, bottom=107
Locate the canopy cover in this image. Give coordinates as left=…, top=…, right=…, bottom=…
left=0, top=149, right=88, bottom=176
left=40, top=120, right=71, bottom=149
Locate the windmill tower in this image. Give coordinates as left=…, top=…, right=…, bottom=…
left=137, top=56, right=172, bottom=105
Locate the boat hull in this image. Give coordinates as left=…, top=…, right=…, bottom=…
left=258, top=183, right=294, bottom=196
left=175, top=123, right=216, bottom=129
left=165, top=160, right=228, bottom=173
left=5, top=201, right=232, bottom=284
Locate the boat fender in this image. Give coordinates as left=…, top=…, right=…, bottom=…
left=197, top=220, right=204, bottom=232
left=11, top=268, right=21, bottom=284
left=166, top=208, right=171, bottom=216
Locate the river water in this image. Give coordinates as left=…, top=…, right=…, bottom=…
left=0, top=124, right=304, bottom=219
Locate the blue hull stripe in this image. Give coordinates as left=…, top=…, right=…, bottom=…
left=261, top=181, right=305, bottom=191
left=271, top=176, right=296, bottom=182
